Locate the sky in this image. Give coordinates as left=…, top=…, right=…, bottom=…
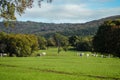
left=17, top=0, right=120, bottom=23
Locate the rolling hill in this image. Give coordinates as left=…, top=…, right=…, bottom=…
left=0, top=15, right=120, bottom=37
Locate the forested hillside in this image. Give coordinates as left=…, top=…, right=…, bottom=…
left=0, top=15, right=120, bottom=37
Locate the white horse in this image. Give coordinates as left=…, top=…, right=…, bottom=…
left=42, top=52, right=46, bottom=56
left=86, top=54, right=89, bottom=57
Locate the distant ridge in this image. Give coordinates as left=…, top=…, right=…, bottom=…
left=0, top=15, right=120, bottom=37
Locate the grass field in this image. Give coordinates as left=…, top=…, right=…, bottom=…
left=0, top=48, right=120, bottom=80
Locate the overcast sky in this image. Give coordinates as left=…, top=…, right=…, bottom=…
left=16, top=0, right=120, bottom=23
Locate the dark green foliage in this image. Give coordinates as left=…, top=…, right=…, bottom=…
left=47, top=38, right=56, bottom=47
left=93, top=19, right=120, bottom=57
left=53, top=33, right=69, bottom=53
left=69, top=36, right=92, bottom=51
left=0, top=21, right=98, bottom=37
left=69, top=36, right=80, bottom=46
left=0, top=15, right=120, bottom=37
left=37, top=36, right=47, bottom=50
left=0, top=32, right=7, bottom=53
left=76, top=41, right=92, bottom=51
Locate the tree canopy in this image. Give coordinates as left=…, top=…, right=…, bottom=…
left=53, top=33, right=69, bottom=54
left=93, top=19, right=120, bottom=57
left=0, top=32, right=39, bottom=57
left=0, top=0, right=52, bottom=21
left=69, top=36, right=92, bottom=51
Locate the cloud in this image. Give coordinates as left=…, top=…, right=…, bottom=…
left=52, top=0, right=113, bottom=4
left=16, top=1, right=120, bottom=23
left=17, top=3, right=91, bottom=21
left=89, top=0, right=114, bottom=2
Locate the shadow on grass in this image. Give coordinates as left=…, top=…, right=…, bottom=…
left=0, top=63, right=119, bottom=80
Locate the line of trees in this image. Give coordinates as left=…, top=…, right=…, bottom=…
left=69, top=36, right=93, bottom=51
left=37, top=33, right=70, bottom=54
left=0, top=32, right=93, bottom=56
left=0, top=19, right=120, bottom=57
left=39, top=34, right=92, bottom=53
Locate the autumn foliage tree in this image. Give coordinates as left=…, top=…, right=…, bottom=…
left=93, top=19, right=120, bottom=57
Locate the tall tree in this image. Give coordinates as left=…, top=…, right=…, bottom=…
left=53, top=33, right=69, bottom=54
left=0, top=32, right=7, bottom=54
left=37, top=36, right=47, bottom=50
left=93, top=19, right=120, bottom=57
left=47, top=37, right=56, bottom=47
left=69, top=36, right=80, bottom=47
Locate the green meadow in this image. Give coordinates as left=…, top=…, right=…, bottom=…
left=0, top=48, right=120, bottom=80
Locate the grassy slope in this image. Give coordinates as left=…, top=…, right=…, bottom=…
left=0, top=48, right=120, bottom=80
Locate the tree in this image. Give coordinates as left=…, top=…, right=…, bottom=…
left=47, top=37, right=56, bottom=48
left=69, top=36, right=92, bottom=51
left=93, top=19, right=120, bottom=57
left=0, top=32, right=39, bottom=57
left=37, top=36, right=47, bottom=50
left=76, top=41, right=92, bottom=51
left=0, top=0, right=52, bottom=21
left=25, top=34, right=39, bottom=53
left=69, top=36, right=80, bottom=47
left=60, top=35, right=69, bottom=52
left=0, top=32, right=7, bottom=54
left=6, top=34, right=39, bottom=56
left=53, top=33, right=69, bottom=54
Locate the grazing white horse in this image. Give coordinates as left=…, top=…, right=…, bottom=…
left=101, top=55, right=104, bottom=58
left=77, top=53, right=80, bottom=56
left=86, top=54, right=89, bottom=57
left=0, top=53, right=7, bottom=57
left=92, top=54, right=96, bottom=57
left=42, top=52, right=46, bottom=56
left=82, top=53, right=84, bottom=56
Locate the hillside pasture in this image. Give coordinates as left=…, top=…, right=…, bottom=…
left=0, top=48, right=120, bottom=80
